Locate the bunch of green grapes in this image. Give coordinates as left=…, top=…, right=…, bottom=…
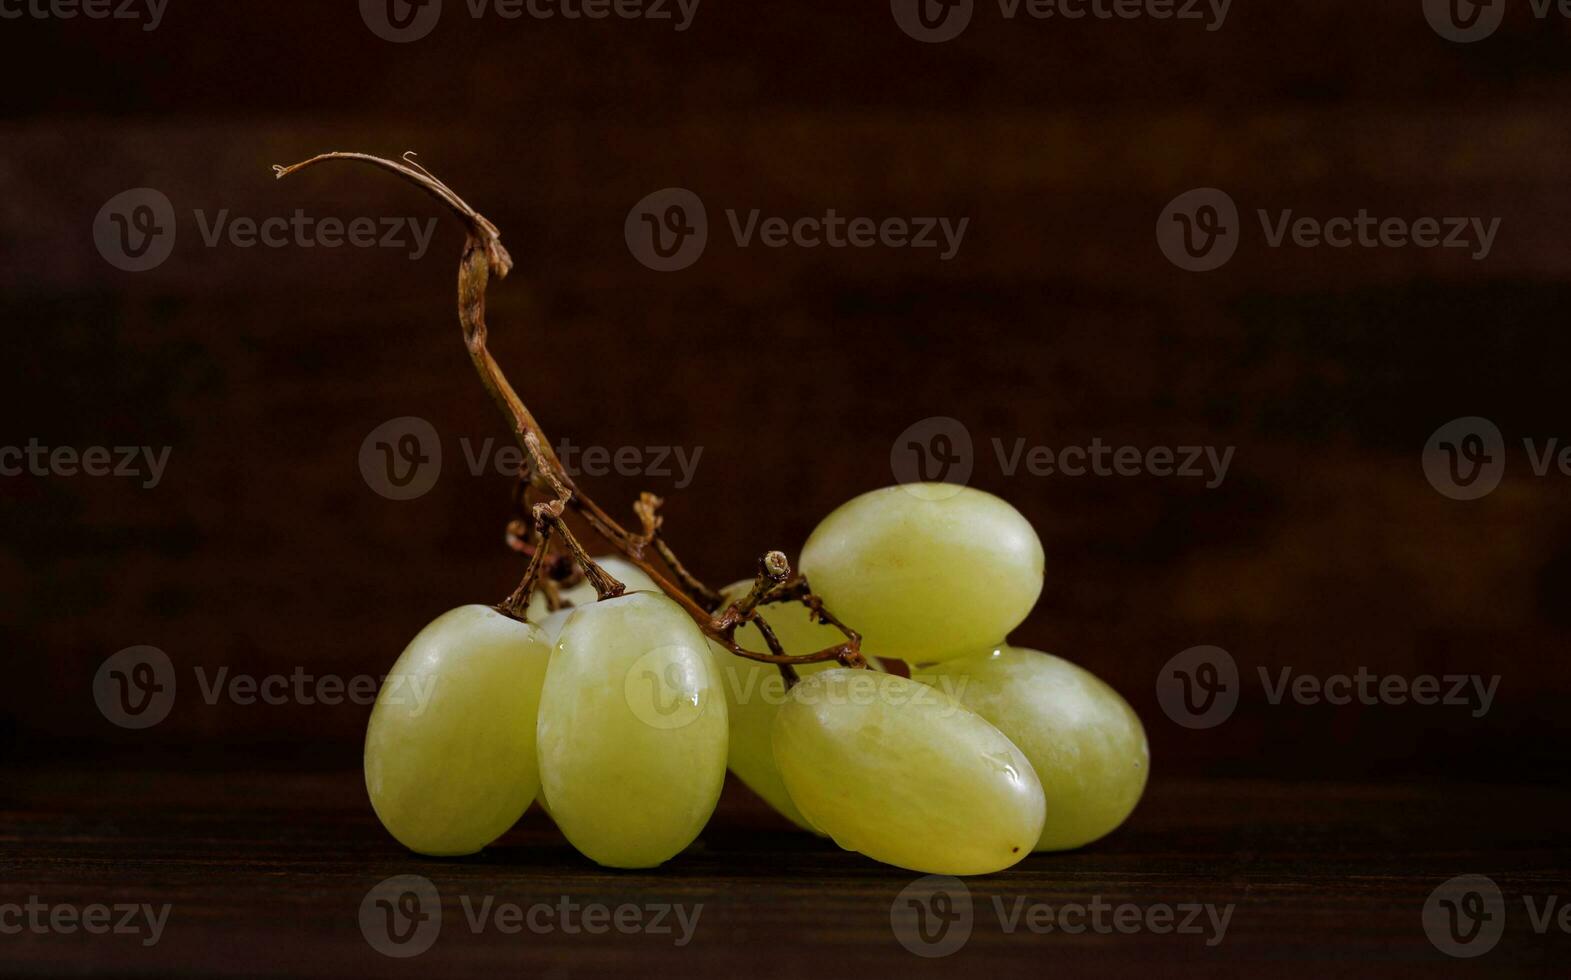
left=364, top=483, right=1147, bottom=875
left=271, top=150, right=1145, bottom=876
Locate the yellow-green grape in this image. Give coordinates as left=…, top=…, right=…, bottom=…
left=707, top=581, right=888, bottom=832
left=798, top=484, right=1044, bottom=663
left=917, top=647, right=1148, bottom=851
left=536, top=591, right=727, bottom=868
left=538, top=606, right=575, bottom=643
left=772, top=668, right=1044, bottom=875
left=525, top=556, right=659, bottom=623
left=364, top=605, right=551, bottom=856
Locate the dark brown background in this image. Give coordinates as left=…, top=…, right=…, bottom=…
left=5, top=0, right=1568, bottom=778
left=2, top=2, right=1571, bottom=975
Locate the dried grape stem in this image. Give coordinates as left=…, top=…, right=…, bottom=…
left=273, top=151, right=866, bottom=668
left=497, top=520, right=555, bottom=620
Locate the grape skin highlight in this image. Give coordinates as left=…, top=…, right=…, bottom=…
left=772, top=668, right=1045, bottom=875
left=364, top=605, right=551, bottom=856
left=799, top=484, right=1044, bottom=663
left=536, top=591, right=728, bottom=868
left=917, top=647, right=1148, bottom=851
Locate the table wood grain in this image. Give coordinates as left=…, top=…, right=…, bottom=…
left=3, top=770, right=1567, bottom=977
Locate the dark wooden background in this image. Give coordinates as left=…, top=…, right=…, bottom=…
left=4, top=0, right=1569, bottom=777
left=3, top=1, right=1570, bottom=975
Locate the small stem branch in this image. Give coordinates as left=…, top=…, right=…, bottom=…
left=497, top=521, right=555, bottom=620
left=533, top=501, right=624, bottom=602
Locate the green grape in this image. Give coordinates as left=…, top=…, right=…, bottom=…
left=525, top=556, right=659, bottom=623
left=916, top=647, right=1148, bottom=851
left=707, top=581, right=887, bottom=833
left=798, top=484, right=1044, bottom=663
left=364, top=605, right=551, bottom=856
left=538, top=606, right=575, bottom=642
left=536, top=591, right=728, bottom=868
left=772, top=668, right=1044, bottom=875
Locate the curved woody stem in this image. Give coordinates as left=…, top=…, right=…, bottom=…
left=274, top=151, right=866, bottom=670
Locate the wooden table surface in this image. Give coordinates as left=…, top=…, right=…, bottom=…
left=3, top=769, right=1567, bottom=977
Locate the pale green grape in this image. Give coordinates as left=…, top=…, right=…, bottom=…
left=707, top=581, right=887, bottom=832
left=536, top=591, right=727, bottom=868
left=527, top=560, right=670, bottom=822
left=798, top=484, right=1044, bottom=663
left=538, top=606, right=575, bottom=643
left=917, top=647, right=1148, bottom=851
left=525, top=556, right=659, bottom=623
left=772, top=668, right=1044, bottom=875
left=364, top=605, right=550, bottom=856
